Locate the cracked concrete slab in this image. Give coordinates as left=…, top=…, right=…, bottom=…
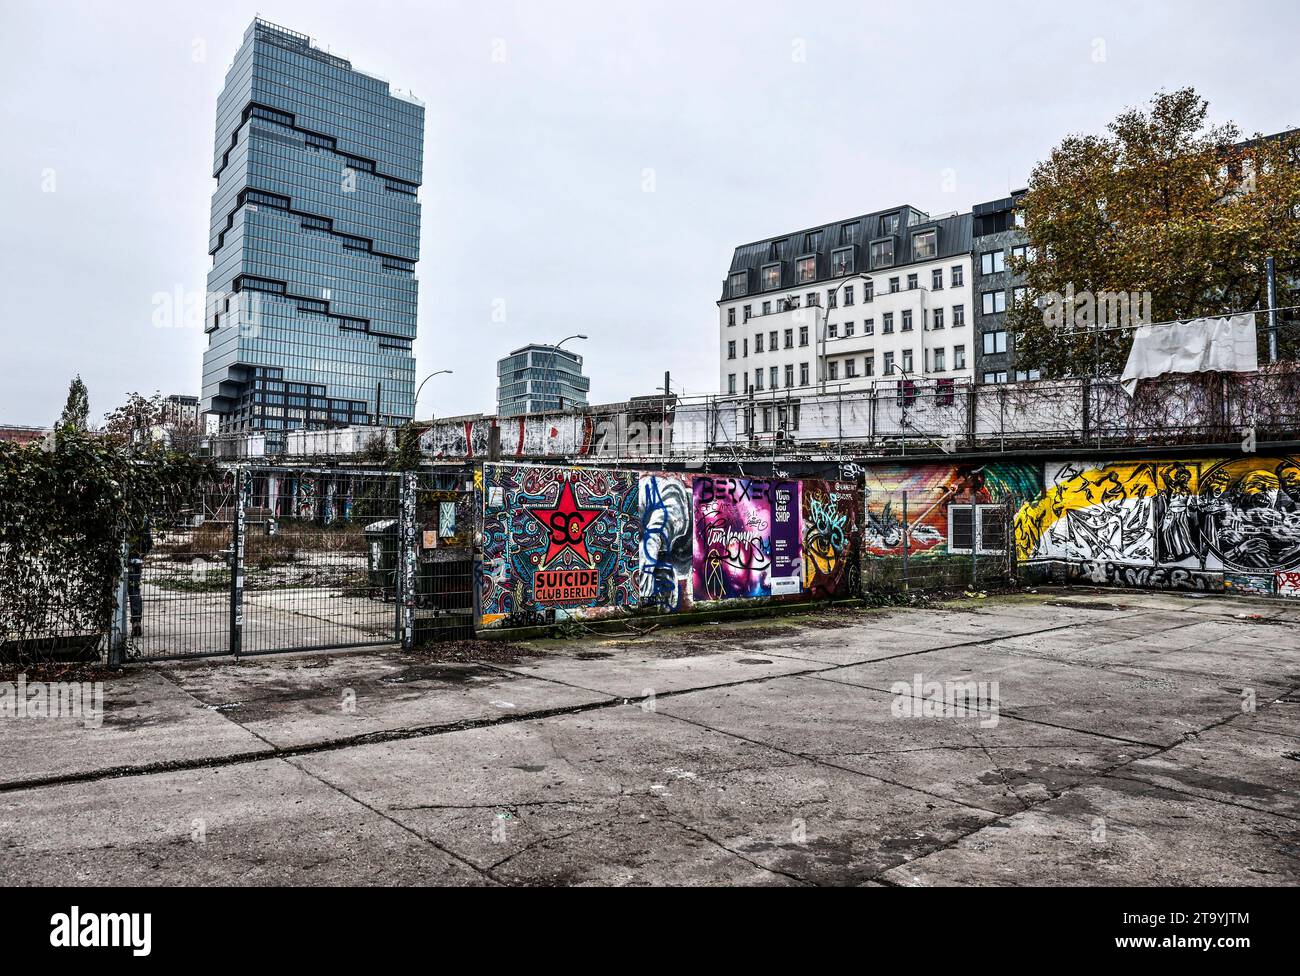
left=158, top=650, right=613, bottom=749
left=1, top=669, right=272, bottom=790
left=0, top=758, right=486, bottom=886
left=879, top=776, right=1300, bottom=887
left=658, top=674, right=1155, bottom=815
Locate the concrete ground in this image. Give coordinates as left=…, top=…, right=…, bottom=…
left=2, top=590, right=1298, bottom=886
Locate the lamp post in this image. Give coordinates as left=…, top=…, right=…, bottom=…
left=413, top=369, right=454, bottom=422
left=545, top=334, right=587, bottom=412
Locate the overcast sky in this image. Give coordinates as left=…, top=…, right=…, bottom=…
left=2, top=0, right=1297, bottom=426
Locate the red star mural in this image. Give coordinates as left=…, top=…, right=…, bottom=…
left=524, top=480, right=605, bottom=568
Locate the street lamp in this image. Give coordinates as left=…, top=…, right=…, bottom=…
left=545, top=334, right=587, bottom=412
left=413, top=369, right=454, bottom=422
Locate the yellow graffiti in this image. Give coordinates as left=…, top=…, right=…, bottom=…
left=1013, top=461, right=1198, bottom=561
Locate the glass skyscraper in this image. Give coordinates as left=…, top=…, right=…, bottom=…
left=497, top=344, right=592, bottom=416
left=201, top=19, right=424, bottom=439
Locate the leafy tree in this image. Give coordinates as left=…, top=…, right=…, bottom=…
left=1011, top=88, right=1300, bottom=377
left=103, top=392, right=202, bottom=453
left=57, top=375, right=90, bottom=431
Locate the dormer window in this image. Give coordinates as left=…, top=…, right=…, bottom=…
left=881, top=213, right=900, bottom=235
left=761, top=263, right=782, bottom=291
left=830, top=247, right=854, bottom=277
left=870, top=238, right=894, bottom=268
left=796, top=256, right=817, bottom=283
left=728, top=271, right=747, bottom=297
left=805, top=230, right=823, bottom=251
left=839, top=222, right=860, bottom=245
left=911, top=229, right=937, bottom=260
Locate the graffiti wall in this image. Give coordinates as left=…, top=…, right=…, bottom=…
left=1014, top=456, right=1300, bottom=596
left=479, top=464, right=860, bottom=627
left=863, top=462, right=1041, bottom=557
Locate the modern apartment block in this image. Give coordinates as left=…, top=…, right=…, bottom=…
left=718, top=206, right=975, bottom=398
left=201, top=19, right=425, bottom=438
left=497, top=344, right=592, bottom=417
left=971, top=191, right=1036, bottom=384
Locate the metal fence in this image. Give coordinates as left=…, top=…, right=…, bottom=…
left=860, top=489, right=1019, bottom=595
left=122, top=465, right=475, bottom=662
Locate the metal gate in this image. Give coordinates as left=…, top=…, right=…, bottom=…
left=126, top=466, right=461, bottom=662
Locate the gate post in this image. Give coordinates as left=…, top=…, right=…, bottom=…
left=108, top=537, right=129, bottom=669
left=400, top=471, right=418, bottom=650
left=229, top=466, right=247, bottom=657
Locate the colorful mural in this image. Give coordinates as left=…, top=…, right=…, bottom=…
left=691, top=476, right=798, bottom=601
left=479, top=464, right=639, bottom=627
left=635, top=473, right=693, bottom=611
left=863, top=462, right=1041, bottom=557
left=1015, top=457, right=1300, bottom=571
left=801, top=480, right=860, bottom=598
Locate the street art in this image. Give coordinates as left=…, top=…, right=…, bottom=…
left=479, top=464, right=639, bottom=627
left=802, top=480, right=860, bottom=598
left=635, top=474, right=692, bottom=610
left=690, top=477, right=801, bottom=601
left=1276, top=571, right=1300, bottom=597
left=1072, top=560, right=1217, bottom=591
left=1015, top=457, right=1300, bottom=579
left=863, top=463, right=1040, bottom=557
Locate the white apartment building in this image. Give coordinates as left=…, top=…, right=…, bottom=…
left=718, top=207, right=975, bottom=400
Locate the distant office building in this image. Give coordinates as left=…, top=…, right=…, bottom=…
left=971, top=192, right=1036, bottom=385
left=162, top=394, right=200, bottom=427
left=497, top=344, right=591, bottom=417
left=200, top=19, right=425, bottom=440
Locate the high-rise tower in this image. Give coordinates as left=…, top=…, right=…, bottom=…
left=201, top=19, right=424, bottom=439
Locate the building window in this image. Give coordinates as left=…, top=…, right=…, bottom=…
left=902, top=349, right=913, bottom=373
left=1011, top=244, right=1028, bottom=262
left=864, top=354, right=874, bottom=377
left=888, top=277, right=900, bottom=293
left=743, top=304, right=752, bottom=321
left=932, top=308, right=945, bottom=330
left=727, top=340, right=736, bottom=360
left=840, top=222, right=859, bottom=245
left=883, top=351, right=895, bottom=375
left=864, top=318, right=875, bottom=335
left=799, top=362, right=809, bottom=385
left=906, top=273, right=917, bottom=291
left=727, top=373, right=736, bottom=394
left=831, top=247, right=854, bottom=277
left=845, top=359, right=858, bottom=378
left=727, top=308, right=736, bottom=326
left=827, top=289, right=837, bottom=309
left=761, top=301, right=771, bottom=315
left=828, top=361, right=839, bottom=380
left=799, top=325, right=809, bottom=346
left=844, top=285, right=855, bottom=306
left=951, top=266, right=964, bottom=287
left=796, top=256, right=816, bottom=282
left=755, top=333, right=764, bottom=353
left=1015, top=369, right=1042, bottom=382
left=743, top=338, right=749, bottom=357
left=784, top=363, right=794, bottom=387
left=912, top=229, right=937, bottom=260
left=933, top=347, right=946, bottom=371
left=982, top=291, right=1007, bottom=315
left=952, top=304, right=965, bottom=327
left=901, top=310, right=913, bottom=332
left=844, top=321, right=855, bottom=337
left=882, top=213, right=900, bottom=235
left=770, top=365, right=779, bottom=388
left=980, top=250, right=1006, bottom=275
left=870, top=238, right=894, bottom=268
left=984, top=371, right=1009, bottom=384
left=882, top=312, right=894, bottom=334
left=761, top=406, right=772, bottom=432
left=949, top=505, right=1008, bottom=555
left=762, top=263, right=782, bottom=290
left=769, top=330, right=778, bottom=349
left=755, top=369, right=764, bottom=391
left=954, top=344, right=966, bottom=369
left=728, top=272, right=747, bottom=297
left=827, top=322, right=838, bottom=338
left=784, top=328, right=793, bottom=348
left=983, top=330, right=1008, bottom=354
left=932, top=268, right=944, bottom=290
left=806, top=292, right=819, bottom=306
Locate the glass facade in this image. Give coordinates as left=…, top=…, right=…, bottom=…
left=201, top=19, right=424, bottom=440
left=496, top=345, right=591, bottom=417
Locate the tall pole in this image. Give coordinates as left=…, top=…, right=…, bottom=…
left=1267, top=256, right=1278, bottom=364
left=546, top=334, right=588, bottom=414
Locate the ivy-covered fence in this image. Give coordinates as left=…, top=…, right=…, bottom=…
left=0, top=432, right=212, bottom=664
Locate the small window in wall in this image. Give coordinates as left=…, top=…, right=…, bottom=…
left=947, top=504, right=1007, bottom=555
